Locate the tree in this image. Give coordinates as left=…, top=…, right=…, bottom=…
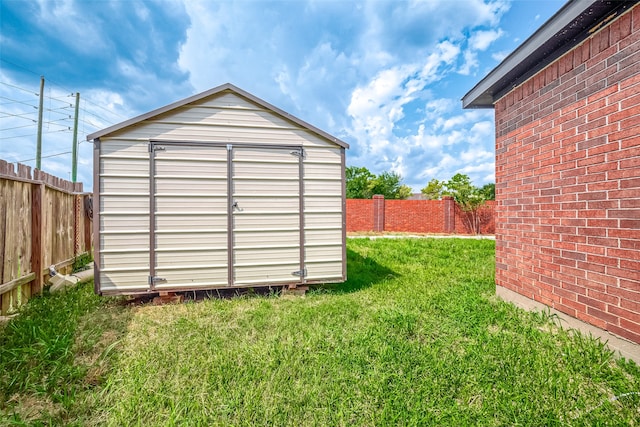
left=397, top=184, right=413, bottom=200
left=346, top=166, right=375, bottom=199
left=421, top=178, right=444, bottom=200
left=480, top=183, right=495, bottom=200
left=369, top=171, right=411, bottom=200
left=442, top=173, right=488, bottom=234
left=345, top=166, right=411, bottom=199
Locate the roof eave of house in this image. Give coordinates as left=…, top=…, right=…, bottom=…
left=462, top=0, right=633, bottom=110
left=86, top=82, right=349, bottom=149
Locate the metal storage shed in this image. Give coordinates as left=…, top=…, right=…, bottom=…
left=87, top=83, right=348, bottom=295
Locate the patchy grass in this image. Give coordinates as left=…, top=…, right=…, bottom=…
left=71, top=252, right=93, bottom=273
left=0, top=284, right=130, bottom=425
left=1, top=238, right=639, bottom=426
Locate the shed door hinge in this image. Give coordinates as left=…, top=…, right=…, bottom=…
left=149, top=144, right=166, bottom=153
left=148, top=276, right=167, bottom=285
left=292, top=268, right=307, bottom=277
left=290, top=149, right=305, bottom=159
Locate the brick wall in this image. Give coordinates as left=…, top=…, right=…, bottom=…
left=453, top=203, right=496, bottom=235
left=383, top=199, right=446, bottom=233
left=495, top=6, right=640, bottom=343
left=346, top=199, right=374, bottom=231
left=347, top=196, right=496, bottom=234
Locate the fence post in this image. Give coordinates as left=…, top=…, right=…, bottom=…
left=443, top=196, right=455, bottom=234
left=373, top=195, right=385, bottom=232
left=83, top=194, right=92, bottom=256
left=31, top=180, right=45, bottom=294
left=74, top=194, right=81, bottom=256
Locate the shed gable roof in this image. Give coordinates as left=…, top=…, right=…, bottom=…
left=87, top=83, right=349, bottom=149
left=462, top=0, right=634, bottom=109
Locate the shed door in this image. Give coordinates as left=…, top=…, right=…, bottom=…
left=150, top=143, right=304, bottom=290
left=150, top=143, right=229, bottom=290
left=231, top=146, right=304, bottom=286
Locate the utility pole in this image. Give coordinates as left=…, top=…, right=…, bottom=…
left=71, top=92, right=80, bottom=182
left=36, top=76, right=44, bottom=170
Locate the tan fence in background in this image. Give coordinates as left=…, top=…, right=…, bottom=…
left=0, top=160, right=92, bottom=316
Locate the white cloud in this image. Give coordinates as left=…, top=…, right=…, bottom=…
left=458, top=50, right=478, bottom=76
left=420, top=41, right=460, bottom=81
left=347, top=39, right=464, bottom=159
left=11, top=0, right=510, bottom=191
left=470, top=121, right=493, bottom=140
left=135, top=2, right=150, bottom=21
left=360, top=0, right=510, bottom=60
left=460, top=147, right=493, bottom=162
left=34, top=0, right=108, bottom=54
left=458, top=161, right=495, bottom=175
left=347, top=64, right=420, bottom=147
left=491, top=51, right=509, bottom=62
left=424, top=98, right=457, bottom=119
left=177, top=2, right=231, bottom=91
left=469, top=29, right=504, bottom=51
left=341, top=0, right=509, bottom=187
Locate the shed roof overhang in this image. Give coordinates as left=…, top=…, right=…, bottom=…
left=462, top=0, right=635, bottom=109
left=87, top=82, right=349, bottom=149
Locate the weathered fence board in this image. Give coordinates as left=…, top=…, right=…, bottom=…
left=0, top=160, right=92, bottom=315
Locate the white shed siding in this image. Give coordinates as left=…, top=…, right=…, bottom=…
left=93, top=86, right=346, bottom=294
left=152, top=144, right=229, bottom=290
left=112, top=125, right=335, bottom=147
left=98, top=141, right=150, bottom=292
left=231, top=146, right=302, bottom=285
left=303, top=147, right=343, bottom=281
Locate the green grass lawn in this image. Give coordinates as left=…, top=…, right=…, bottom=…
left=1, top=238, right=639, bottom=426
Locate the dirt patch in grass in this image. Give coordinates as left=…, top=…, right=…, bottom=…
left=4, top=393, right=62, bottom=423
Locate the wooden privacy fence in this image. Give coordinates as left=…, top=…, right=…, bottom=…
left=0, top=160, right=92, bottom=316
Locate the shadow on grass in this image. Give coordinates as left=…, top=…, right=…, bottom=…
left=316, top=248, right=397, bottom=295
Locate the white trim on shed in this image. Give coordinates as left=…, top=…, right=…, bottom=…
left=88, top=83, right=348, bottom=295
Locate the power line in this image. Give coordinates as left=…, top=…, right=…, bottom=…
left=2, top=63, right=125, bottom=137
left=81, top=97, right=128, bottom=120
left=0, top=132, right=35, bottom=140
left=0, top=127, right=70, bottom=140
left=0, top=98, right=38, bottom=106
left=45, top=107, right=73, bottom=117
left=48, top=94, right=75, bottom=102
left=2, top=123, right=38, bottom=131
left=18, top=150, right=72, bottom=163
left=78, top=117, right=103, bottom=128
left=0, top=111, right=38, bottom=121
left=0, top=80, right=39, bottom=96
left=0, top=58, right=41, bottom=78
left=80, top=105, right=117, bottom=124
left=2, top=83, right=125, bottom=132
left=46, top=103, right=74, bottom=110
left=0, top=95, right=37, bottom=109
left=2, top=59, right=75, bottom=95
left=44, top=117, right=73, bottom=126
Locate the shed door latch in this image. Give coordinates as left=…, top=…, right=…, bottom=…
left=290, top=149, right=305, bottom=159
left=148, top=276, right=167, bottom=285
left=292, top=268, right=307, bottom=277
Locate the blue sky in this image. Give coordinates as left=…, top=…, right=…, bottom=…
left=1, top=0, right=566, bottom=192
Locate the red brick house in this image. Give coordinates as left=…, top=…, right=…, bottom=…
left=463, top=0, right=640, bottom=355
